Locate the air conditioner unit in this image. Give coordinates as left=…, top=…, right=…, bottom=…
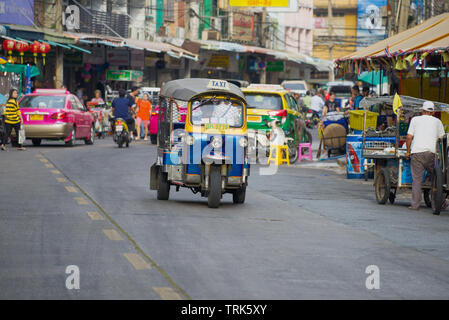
left=202, top=30, right=220, bottom=41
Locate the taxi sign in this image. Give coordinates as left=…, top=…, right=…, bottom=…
left=246, top=84, right=283, bottom=90
left=207, top=80, right=230, bottom=90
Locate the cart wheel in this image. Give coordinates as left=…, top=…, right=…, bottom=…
left=423, top=190, right=432, bottom=208
left=389, top=189, right=396, bottom=204
left=233, top=185, right=246, bottom=204
left=375, top=168, right=391, bottom=204
left=431, top=164, right=443, bottom=215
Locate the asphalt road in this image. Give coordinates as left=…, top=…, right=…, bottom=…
left=1, top=135, right=449, bottom=299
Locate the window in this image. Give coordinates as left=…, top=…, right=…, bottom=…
left=164, top=0, right=175, bottom=22
left=19, top=95, right=66, bottom=109
left=190, top=98, right=244, bottom=128
left=286, top=94, right=299, bottom=112
left=69, top=96, right=79, bottom=110
left=244, top=93, right=283, bottom=110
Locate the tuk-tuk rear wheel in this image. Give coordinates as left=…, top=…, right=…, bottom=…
left=233, top=185, right=246, bottom=204
left=423, top=190, right=432, bottom=208
left=157, top=171, right=170, bottom=200
left=208, top=166, right=222, bottom=208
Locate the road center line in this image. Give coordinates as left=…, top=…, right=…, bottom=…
left=87, top=211, right=105, bottom=220
left=51, top=170, right=61, bottom=175
left=152, top=287, right=182, bottom=300
left=74, top=197, right=88, bottom=205
left=103, top=229, right=124, bottom=241
left=56, top=177, right=67, bottom=183
left=123, top=253, right=151, bottom=270
left=45, top=164, right=55, bottom=168
left=65, top=186, right=78, bottom=193
left=40, top=155, right=191, bottom=300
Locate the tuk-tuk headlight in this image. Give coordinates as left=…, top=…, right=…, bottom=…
left=185, top=135, right=195, bottom=145
left=211, top=136, right=222, bottom=149
left=239, top=137, right=248, bottom=147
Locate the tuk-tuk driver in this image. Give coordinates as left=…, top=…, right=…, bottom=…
left=406, top=101, right=445, bottom=210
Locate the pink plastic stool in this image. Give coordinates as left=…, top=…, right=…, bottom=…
left=298, top=143, right=313, bottom=162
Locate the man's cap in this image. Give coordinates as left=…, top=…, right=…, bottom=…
left=422, top=101, right=435, bottom=112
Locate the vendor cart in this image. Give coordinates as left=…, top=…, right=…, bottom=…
left=361, top=95, right=449, bottom=215
left=317, top=111, right=348, bottom=158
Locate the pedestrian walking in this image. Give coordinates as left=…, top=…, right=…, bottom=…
left=1, top=89, right=25, bottom=151
left=126, top=86, right=139, bottom=140
left=406, top=101, right=445, bottom=210
left=310, top=89, right=325, bottom=118
left=351, top=85, right=363, bottom=109
left=135, top=93, right=151, bottom=141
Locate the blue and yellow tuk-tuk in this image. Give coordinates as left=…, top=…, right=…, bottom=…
left=150, top=79, right=250, bottom=208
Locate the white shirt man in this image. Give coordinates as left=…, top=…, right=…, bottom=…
left=310, top=94, right=325, bottom=113
left=406, top=101, right=445, bottom=210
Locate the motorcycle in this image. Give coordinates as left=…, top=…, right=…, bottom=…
left=112, top=117, right=131, bottom=148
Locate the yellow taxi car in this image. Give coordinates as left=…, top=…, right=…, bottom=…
left=242, top=84, right=309, bottom=163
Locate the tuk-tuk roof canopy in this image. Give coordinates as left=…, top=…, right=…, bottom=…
left=361, top=95, right=449, bottom=112
left=160, top=78, right=245, bottom=101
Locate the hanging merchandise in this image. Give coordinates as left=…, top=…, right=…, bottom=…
left=15, top=41, right=29, bottom=64
left=29, top=41, right=41, bottom=64
left=2, top=39, right=16, bottom=61
left=442, top=51, right=449, bottom=63
left=39, top=42, right=51, bottom=65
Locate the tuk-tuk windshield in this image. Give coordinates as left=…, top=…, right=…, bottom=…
left=191, top=98, right=244, bottom=127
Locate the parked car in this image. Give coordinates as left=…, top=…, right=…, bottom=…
left=281, top=80, right=310, bottom=97
left=18, top=89, right=95, bottom=146
left=242, top=84, right=306, bottom=163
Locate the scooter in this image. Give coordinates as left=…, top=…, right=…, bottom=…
left=112, top=117, right=131, bottom=148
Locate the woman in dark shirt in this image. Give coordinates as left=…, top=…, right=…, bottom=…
left=322, top=91, right=340, bottom=118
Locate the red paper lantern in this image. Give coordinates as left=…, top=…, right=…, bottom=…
left=29, top=41, right=41, bottom=64
left=39, top=42, right=50, bottom=65
left=15, top=41, right=29, bottom=64
left=2, top=39, right=16, bottom=61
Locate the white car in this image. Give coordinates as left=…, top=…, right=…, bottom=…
left=281, top=80, right=310, bottom=96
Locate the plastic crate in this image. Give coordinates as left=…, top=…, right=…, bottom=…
left=349, top=110, right=379, bottom=131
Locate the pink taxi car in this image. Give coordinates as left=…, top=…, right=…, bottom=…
left=149, top=99, right=187, bottom=144
left=19, top=89, right=95, bottom=146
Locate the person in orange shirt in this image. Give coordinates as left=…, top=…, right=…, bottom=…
left=135, top=93, right=152, bottom=141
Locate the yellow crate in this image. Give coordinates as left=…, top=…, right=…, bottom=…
left=441, top=111, right=449, bottom=125
left=349, top=110, right=379, bottom=131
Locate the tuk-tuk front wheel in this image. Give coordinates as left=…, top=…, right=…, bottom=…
left=157, top=171, right=170, bottom=200
left=208, top=166, right=222, bottom=208
left=431, top=164, right=443, bottom=215
left=233, top=185, right=246, bottom=204
left=375, top=168, right=391, bottom=204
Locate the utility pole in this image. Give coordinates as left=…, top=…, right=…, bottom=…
left=184, top=1, right=192, bottom=78
left=328, top=0, right=334, bottom=81
left=397, top=0, right=410, bottom=33
left=55, top=0, right=64, bottom=88
left=260, top=7, right=267, bottom=84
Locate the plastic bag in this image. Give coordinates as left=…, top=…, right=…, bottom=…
left=18, top=124, right=26, bottom=145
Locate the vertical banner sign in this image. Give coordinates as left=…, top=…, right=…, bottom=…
left=0, top=0, right=34, bottom=26
left=230, top=0, right=289, bottom=7
left=357, top=0, right=387, bottom=51
left=233, top=12, right=255, bottom=41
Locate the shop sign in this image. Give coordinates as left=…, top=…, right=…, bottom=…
left=83, top=47, right=105, bottom=65
left=207, top=55, right=230, bottom=69
left=0, top=0, right=34, bottom=26
left=145, top=52, right=158, bottom=67
left=266, top=60, right=284, bottom=72
left=64, top=51, right=83, bottom=66
left=106, top=48, right=129, bottom=66
left=232, top=12, right=254, bottom=41
left=230, top=0, right=289, bottom=7
left=106, top=70, right=143, bottom=82
left=130, top=50, right=145, bottom=68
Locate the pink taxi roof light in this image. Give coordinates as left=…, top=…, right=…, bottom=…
left=33, top=89, right=69, bottom=95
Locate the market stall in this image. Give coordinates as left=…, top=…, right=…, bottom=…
left=357, top=95, right=449, bottom=215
